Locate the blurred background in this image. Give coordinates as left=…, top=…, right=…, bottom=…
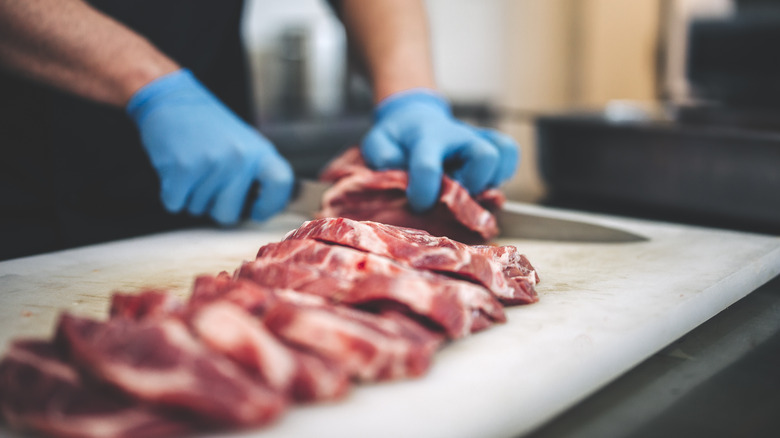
left=241, top=0, right=780, bottom=234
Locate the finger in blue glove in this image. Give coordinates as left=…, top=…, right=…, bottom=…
left=473, top=127, right=520, bottom=188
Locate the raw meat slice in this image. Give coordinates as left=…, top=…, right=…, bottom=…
left=189, top=273, right=276, bottom=317
left=0, top=340, right=189, bottom=438
left=189, top=301, right=298, bottom=392
left=109, top=278, right=351, bottom=403
left=263, top=289, right=444, bottom=381
left=283, top=217, right=537, bottom=304
left=189, top=276, right=352, bottom=401
left=272, top=290, right=445, bottom=356
left=474, top=188, right=505, bottom=211
left=369, top=309, right=446, bottom=373
left=189, top=299, right=350, bottom=402
left=319, top=170, right=499, bottom=244
left=470, top=245, right=540, bottom=302
left=110, top=290, right=183, bottom=320
left=189, top=275, right=442, bottom=383
left=288, top=350, right=351, bottom=402
left=241, top=238, right=506, bottom=338
left=317, top=147, right=503, bottom=244
left=470, top=245, right=540, bottom=284
left=110, top=285, right=301, bottom=394
left=56, top=313, right=285, bottom=427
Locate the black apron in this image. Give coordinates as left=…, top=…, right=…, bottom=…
left=0, top=0, right=250, bottom=260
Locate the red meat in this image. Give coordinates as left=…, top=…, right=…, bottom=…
left=56, top=314, right=286, bottom=427
left=318, top=147, right=503, bottom=244
left=0, top=340, right=190, bottom=438
left=242, top=238, right=506, bottom=338
left=284, top=217, right=538, bottom=304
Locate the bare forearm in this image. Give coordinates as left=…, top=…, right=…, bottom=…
left=0, top=0, right=178, bottom=107
left=340, top=0, right=436, bottom=103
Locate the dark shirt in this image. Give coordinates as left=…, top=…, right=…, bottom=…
left=0, top=0, right=249, bottom=260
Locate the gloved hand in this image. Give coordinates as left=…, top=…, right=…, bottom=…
left=126, top=69, right=294, bottom=225
left=361, top=89, right=519, bottom=212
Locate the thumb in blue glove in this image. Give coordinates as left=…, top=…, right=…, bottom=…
left=127, top=69, right=294, bottom=225
left=361, top=89, right=519, bottom=212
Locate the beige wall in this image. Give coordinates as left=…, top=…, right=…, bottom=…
left=576, top=0, right=660, bottom=106
left=497, top=0, right=661, bottom=202
left=502, top=0, right=578, bottom=112
left=502, top=0, right=660, bottom=111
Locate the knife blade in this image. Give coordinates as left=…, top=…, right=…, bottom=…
left=285, top=179, right=331, bottom=217
left=241, top=179, right=330, bottom=220
left=496, top=203, right=647, bottom=242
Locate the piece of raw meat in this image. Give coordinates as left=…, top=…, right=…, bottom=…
left=0, top=340, right=190, bottom=438
left=110, top=290, right=183, bottom=320
left=56, top=313, right=286, bottom=427
left=190, top=275, right=443, bottom=382
left=287, top=349, right=351, bottom=402
left=284, top=217, right=537, bottom=304
left=470, top=245, right=540, bottom=298
left=188, top=298, right=350, bottom=402
left=263, top=289, right=444, bottom=381
left=108, top=280, right=350, bottom=403
left=189, top=301, right=298, bottom=392
left=188, top=273, right=276, bottom=317
left=317, top=147, right=504, bottom=244
left=241, top=238, right=506, bottom=338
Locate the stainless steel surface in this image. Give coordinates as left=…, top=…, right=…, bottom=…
left=496, top=203, right=648, bottom=242
left=286, top=179, right=331, bottom=216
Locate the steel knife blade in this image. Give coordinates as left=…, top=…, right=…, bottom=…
left=496, top=203, right=647, bottom=242
left=285, top=179, right=331, bottom=217
left=242, top=179, right=330, bottom=220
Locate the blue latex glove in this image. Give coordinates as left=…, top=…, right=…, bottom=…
left=361, top=89, right=519, bottom=212
left=127, top=69, right=294, bottom=225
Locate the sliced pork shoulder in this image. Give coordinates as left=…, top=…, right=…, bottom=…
left=263, top=289, right=444, bottom=381
left=284, top=217, right=538, bottom=304
left=317, top=147, right=503, bottom=244
left=56, top=314, right=286, bottom=427
left=241, top=238, right=506, bottom=338
left=0, top=340, right=190, bottom=438
left=186, top=286, right=351, bottom=402
left=470, top=245, right=540, bottom=303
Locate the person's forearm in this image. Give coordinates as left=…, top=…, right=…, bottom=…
left=340, top=0, right=436, bottom=104
left=0, top=0, right=179, bottom=107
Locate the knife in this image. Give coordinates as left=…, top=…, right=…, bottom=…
left=241, top=179, right=329, bottom=219
left=495, top=203, right=647, bottom=242
left=285, top=179, right=331, bottom=217
left=279, top=179, right=646, bottom=243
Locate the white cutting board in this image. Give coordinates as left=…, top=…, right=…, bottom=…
left=1, top=204, right=779, bottom=438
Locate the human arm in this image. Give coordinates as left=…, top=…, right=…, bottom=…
left=0, top=0, right=293, bottom=224
left=338, top=0, right=436, bottom=103
left=338, top=0, right=519, bottom=211
left=0, top=0, right=177, bottom=106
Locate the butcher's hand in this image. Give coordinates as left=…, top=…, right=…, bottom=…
left=361, top=89, right=519, bottom=212
left=127, top=69, right=294, bottom=225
